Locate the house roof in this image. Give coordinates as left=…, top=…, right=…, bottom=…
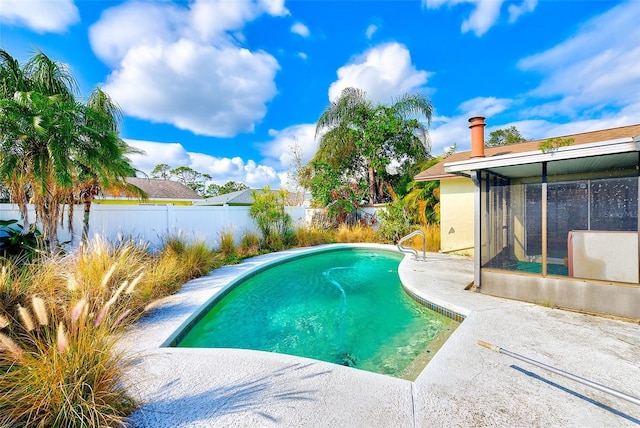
left=415, top=123, right=640, bottom=181
left=194, top=189, right=308, bottom=206
left=194, top=189, right=254, bottom=205
left=106, top=177, right=202, bottom=200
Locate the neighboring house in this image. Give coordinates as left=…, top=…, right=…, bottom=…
left=195, top=188, right=310, bottom=207
left=415, top=117, right=640, bottom=319
left=97, top=177, right=202, bottom=206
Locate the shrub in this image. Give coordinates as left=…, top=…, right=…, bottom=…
left=0, top=219, right=45, bottom=262
left=376, top=200, right=414, bottom=243
left=249, top=186, right=293, bottom=246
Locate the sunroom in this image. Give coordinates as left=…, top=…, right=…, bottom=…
left=445, top=129, right=640, bottom=319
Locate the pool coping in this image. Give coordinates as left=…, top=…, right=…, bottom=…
left=123, top=244, right=640, bottom=427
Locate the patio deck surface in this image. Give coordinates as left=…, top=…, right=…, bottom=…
left=122, top=244, right=640, bottom=427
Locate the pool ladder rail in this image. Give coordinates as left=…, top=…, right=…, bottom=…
left=397, top=230, right=427, bottom=261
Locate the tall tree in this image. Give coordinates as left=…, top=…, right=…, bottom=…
left=313, top=87, right=433, bottom=206
left=485, top=126, right=526, bottom=147
left=0, top=49, right=141, bottom=251
left=150, top=164, right=171, bottom=180
left=72, top=88, right=144, bottom=243
left=169, top=166, right=211, bottom=195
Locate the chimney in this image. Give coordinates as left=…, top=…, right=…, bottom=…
left=469, top=116, right=486, bottom=158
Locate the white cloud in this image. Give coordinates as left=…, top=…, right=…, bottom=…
left=423, top=0, right=536, bottom=36
left=0, top=0, right=79, bottom=33
left=125, top=139, right=281, bottom=188
left=297, top=52, right=308, bottom=60
left=328, top=43, right=432, bottom=104
left=260, top=124, right=318, bottom=169
left=429, top=97, right=512, bottom=153
left=508, top=0, right=537, bottom=24
left=89, top=2, right=184, bottom=66
left=104, top=40, right=279, bottom=137
left=291, top=22, right=310, bottom=37
left=125, top=140, right=191, bottom=173
left=366, top=24, right=378, bottom=39
left=90, top=0, right=284, bottom=138
left=518, top=1, right=640, bottom=119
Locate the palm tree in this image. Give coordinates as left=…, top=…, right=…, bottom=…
left=315, top=87, right=433, bottom=204
left=0, top=49, right=143, bottom=251
left=71, top=88, right=144, bottom=243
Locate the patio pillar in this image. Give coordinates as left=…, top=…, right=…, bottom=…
left=472, top=170, right=482, bottom=288
left=541, top=163, right=548, bottom=277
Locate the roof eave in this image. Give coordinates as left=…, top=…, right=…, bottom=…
left=444, top=137, right=639, bottom=175
left=414, top=173, right=460, bottom=182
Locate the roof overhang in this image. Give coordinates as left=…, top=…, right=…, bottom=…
left=444, top=137, right=640, bottom=178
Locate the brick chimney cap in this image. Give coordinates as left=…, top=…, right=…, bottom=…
left=468, top=116, right=486, bottom=124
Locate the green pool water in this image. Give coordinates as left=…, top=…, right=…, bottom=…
left=176, top=249, right=454, bottom=378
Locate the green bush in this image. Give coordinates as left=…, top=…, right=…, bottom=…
left=376, top=200, right=414, bottom=243
left=249, top=186, right=293, bottom=247
left=0, top=220, right=44, bottom=262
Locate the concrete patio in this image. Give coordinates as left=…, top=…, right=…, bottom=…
left=122, top=244, right=640, bottom=427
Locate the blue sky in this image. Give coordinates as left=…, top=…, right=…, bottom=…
left=1, top=0, right=638, bottom=189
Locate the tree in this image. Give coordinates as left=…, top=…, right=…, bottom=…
left=0, top=49, right=141, bottom=251
left=249, top=186, right=292, bottom=250
left=402, top=157, right=441, bottom=225
left=71, top=87, right=144, bottom=243
left=313, top=87, right=433, bottom=207
left=150, top=164, right=248, bottom=198
left=169, top=166, right=211, bottom=195
left=219, top=181, right=248, bottom=195
left=151, top=164, right=171, bottom=180
left=485, top=126, right=526, bottom=147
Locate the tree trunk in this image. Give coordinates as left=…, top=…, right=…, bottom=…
left=82, top=200, right=91, bottom=245
left=367, top=165, right=376, bottom=205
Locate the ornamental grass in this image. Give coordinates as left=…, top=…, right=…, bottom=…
left=0, top=234, right=219, bottom=427
left=335, top=224, right=378, bottom=243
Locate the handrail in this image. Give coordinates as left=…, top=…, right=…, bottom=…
left=397, top=230, right=426, bottom=261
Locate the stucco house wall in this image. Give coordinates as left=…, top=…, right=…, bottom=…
left=439, top=177, right=474, bottom=256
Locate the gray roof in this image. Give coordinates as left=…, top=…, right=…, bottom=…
left=195, top=189, right=308, bottom=206
left=195, top=189, right=254, bottom=206
left=119, top=177, right=202, bottom=200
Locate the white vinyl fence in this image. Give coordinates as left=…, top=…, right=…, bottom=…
left=0, top=203, right=307, bottom=251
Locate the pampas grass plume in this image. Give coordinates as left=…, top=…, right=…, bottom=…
left=70, top=299, right=87, bottom=330
left=100, top=264, right=117, bottom=289
left=17, top=305, right=35, bottom=332
left=31, top=296, right=49, bottom=326
left=57, top=322, right=68, bottom=353
left=0, top=332, right=23, bottom=359
left=67, top=275, right=78, bottom=291
left=125, top=272, right=144, bottom=295
left=0, top=314, right=9, bottom=329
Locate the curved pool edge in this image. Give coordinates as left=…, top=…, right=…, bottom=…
left=160, top=243, right=403, bottom=348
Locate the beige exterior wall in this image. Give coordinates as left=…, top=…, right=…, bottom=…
left=440, top=177, right=475, bottom=256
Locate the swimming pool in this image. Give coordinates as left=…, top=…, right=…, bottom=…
left=173, top=248, right=457, bottom=378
